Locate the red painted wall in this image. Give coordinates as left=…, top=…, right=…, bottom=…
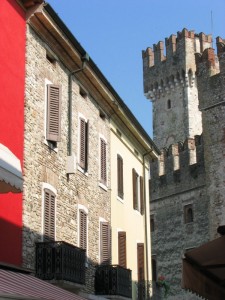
left=0, top=0, right=25, bottom=265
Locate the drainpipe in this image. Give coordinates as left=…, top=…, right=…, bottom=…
left=142, top=148, right=153, bottom=299
left=68, top=53, right=89, bottom=156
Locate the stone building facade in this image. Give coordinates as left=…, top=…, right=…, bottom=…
left=142, top=29, right=225, bottom=299
left=23, top=4, right=111, bottom=297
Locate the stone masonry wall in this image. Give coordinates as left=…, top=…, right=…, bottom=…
left=196, top=40, right=225, bottom=239
left=23, top=24, right=111, bottom=295
left=150, top=136, right=209, bottom=299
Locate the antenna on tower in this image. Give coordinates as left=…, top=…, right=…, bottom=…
left=211, top=10, right=214, bottom=48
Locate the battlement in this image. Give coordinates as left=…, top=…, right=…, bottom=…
left=150, top=135, right=204, bottom=182
left=195, top=37, right=225, bottom=73
left=143, top=29, right=212, bottom=98
left=195, top=37, right=225, bottom=110
left=142, top=28, right=212, bottom=68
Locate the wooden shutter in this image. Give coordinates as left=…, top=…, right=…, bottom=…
left=140, top=176, right=144, bottom=215
left=132, top=168, right=138, bottom=210
left=137, top=243, right=145, bottom=282
left=118, top=231, right=126, bottom=268
left=100, top=222, right=111, bottom=264
left=46, top=84, right=61, bottom=142
left=79, top=210, right=87, bottom=250
left=100, top=138, right=107, bottom=185
left=79, top=118, right=88, bottom=170
left=44, top=189, right=55, bottom=242
left=117, top=155, right=124, bottom=199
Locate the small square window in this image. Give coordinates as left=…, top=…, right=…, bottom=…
left=80, top=86, right=87, bottom=99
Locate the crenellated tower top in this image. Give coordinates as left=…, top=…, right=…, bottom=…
left=142, top=28, right=212, bottom=149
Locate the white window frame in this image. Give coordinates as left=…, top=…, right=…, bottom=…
left=77, top=113, right=88, bottom=175
left=41, top=182, right=57, bottom=241
left=44, top=78, right=58, bottom=152
left=77, top=203, right=89, bottom=257
left=99, top=134, right=108, bottom=190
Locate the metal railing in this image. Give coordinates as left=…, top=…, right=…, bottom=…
left=95, top=264, right=132, bottom=298
left=36, top=241, right=85, bottom=285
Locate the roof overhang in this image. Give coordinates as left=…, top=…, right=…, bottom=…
left=0, top=267, right=86, bottom=300
left=0, top=144, right=23, bottom=193
left=182, top=235, right=225, bottom=300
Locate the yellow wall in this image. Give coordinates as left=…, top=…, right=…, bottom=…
left=110, top=120, right=152, bottom=297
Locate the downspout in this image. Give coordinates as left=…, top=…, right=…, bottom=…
left=143, top=148, right=153, bottom=299
left=68, top=53, right=89, bottom=156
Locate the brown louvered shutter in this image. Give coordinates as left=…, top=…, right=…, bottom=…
left=140, top=176, right=144, bottom=215
left=46, top=84, right=61, bottom=142
left=79, top=118, right=88, bottom=170
left=117, top=155, right=124, bottom=199
left=79, top=210, right=87, bottom=250
left=44, top=189, right=55, bottom=242
left=100, top=138, right=107, bottom=185
left=118, top=231, right=126, bottom=268
left=100, top=222, right=111, bottom=264
left=132, top=168, right=138, bottom=210
left=137, top=243, right=145, bottom=282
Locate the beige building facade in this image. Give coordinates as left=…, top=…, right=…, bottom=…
left=110, top=115, right=159, bottom=298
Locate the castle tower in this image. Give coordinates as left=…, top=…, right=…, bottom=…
left=142, top=28, right=212, bottom=149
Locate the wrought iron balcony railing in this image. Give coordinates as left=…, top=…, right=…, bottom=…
left=95, top=265, right=132, bottom=298
left=36, top=241, right=85, bottom=285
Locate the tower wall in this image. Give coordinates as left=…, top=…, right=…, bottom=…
left=195, top=39, right=225, bottom=239
left=142, top=29, right=212, bottom=148
left=150, top=135, right=208, bottom=299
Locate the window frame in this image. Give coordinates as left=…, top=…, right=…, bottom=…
left=99, top=220, right=111, bottom=265
left=117, top=154, right=124, bottom=200
left=79, top=209, right=88, bottom=250
left=118, top=231, right=126, bottom=268
left=132, top=168, right=144, bottom=215
left=184, top=204, right=194, bottom=224
left=42, top=183, right=57, bottom=242
left=99, top=135, right=108, bottom=189
left=44, top=79, right=61, bottom=151
left=78, top=114, right=89, bottom=172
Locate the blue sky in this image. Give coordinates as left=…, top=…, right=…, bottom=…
left=47, top=0, right=225, bottom=137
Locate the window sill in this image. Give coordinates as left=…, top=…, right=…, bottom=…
left=117, top=196, right=124, bottom=203
left=43, top=139, right=58, bottom=153
left=77, top=165, right=88, bottom=176
left=99, top=182, right=108, bottom=191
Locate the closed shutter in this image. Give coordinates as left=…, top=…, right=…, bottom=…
left=46, top=84, right=61, bottom=142
left=118, top=231, right=126, bottom=268
left=100, top=222, right=111, bottom=264
left=100, top=138, right=107, bottom=185
left=44, top=189, right=55, bottom=242
left=137, top=243, right=145, bottom=282
left=132, top=168, right=138, bottom=210
left=79, top=210, right=87, bottom=250
left=140, top=176, right=144, bottom=215
left=79, top=118, right=88, bottom=170
left=117, top=155, right=124, bottom=199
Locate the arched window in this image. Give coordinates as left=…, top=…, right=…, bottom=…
left=184, top=204, right=194, bottom=223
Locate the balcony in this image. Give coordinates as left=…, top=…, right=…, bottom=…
left=95, top=265, right=132, bottom=299
left=36, top=241, right=86, bottom=289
